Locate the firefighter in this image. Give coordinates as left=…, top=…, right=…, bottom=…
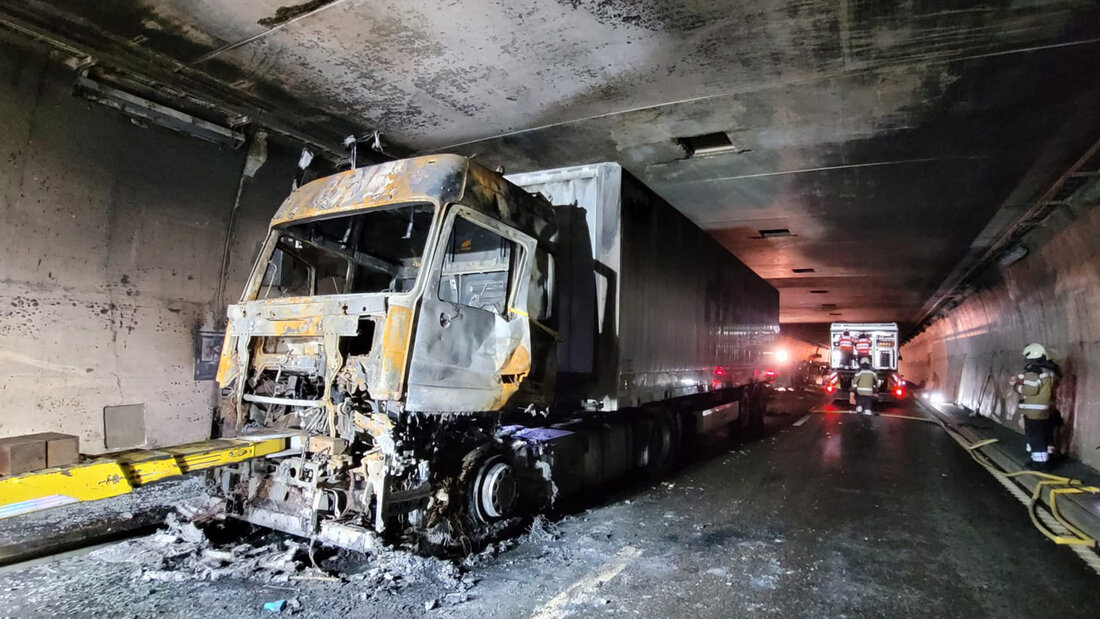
left=837, top=330, right=854, bottom=368
left=851, top=358, right=880, bottom=415
left=854, top=332, right=872, bottom=367
left=1011, top=343, right=1060, bottom=469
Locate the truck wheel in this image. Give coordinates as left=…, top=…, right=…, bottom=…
left=752, top=385, right=769, bottom=428
left=736, top=386, right=765, bottom=437
left=642, top=410, right=680, bottom=479
left=460, top=448, right=518, bottom=527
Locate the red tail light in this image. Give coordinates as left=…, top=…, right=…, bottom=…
left=894, top=388, right=904, bottom=398
left=826, top=386, right=835, bottom=394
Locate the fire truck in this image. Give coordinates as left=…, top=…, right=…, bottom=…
left=825, top=323, right=905, bottom=401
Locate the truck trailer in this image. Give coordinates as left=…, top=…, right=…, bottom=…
left=214, top=155, right=779, bottom=551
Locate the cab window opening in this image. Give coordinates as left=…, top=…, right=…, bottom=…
left=437, top=215, right=522, bottom=316
left=257, top=203, right=435, bottom=299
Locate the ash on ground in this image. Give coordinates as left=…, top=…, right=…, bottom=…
left=82, top=499, right=573, bottom=612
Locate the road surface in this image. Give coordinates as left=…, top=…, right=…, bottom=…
left=2, top=390, right=1097, bottom=617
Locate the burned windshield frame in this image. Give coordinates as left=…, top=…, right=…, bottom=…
left=248, top=202, right=438, bottom=300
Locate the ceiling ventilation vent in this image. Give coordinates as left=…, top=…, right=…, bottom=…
left=810, top=290, right=828, bottom=294
left=829, top=312, right=843, bottom=316
left=792, top=268, right=815, bottom=273
left=677, top=132, right=743, bottom=157
left=757, top=228, right=793, bottom=239
left=821, top=303, right=838, bottom=309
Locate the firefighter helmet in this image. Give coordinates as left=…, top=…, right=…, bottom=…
left=1022, top=343, right=1046, bottom=360
left=859, top=357, right=871, bottom=368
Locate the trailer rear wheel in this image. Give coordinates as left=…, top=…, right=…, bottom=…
left=641, top=410, right=680, bottom=479
left=753, top=385, right=769, bottom=427
left=735, top=385, right=766, bottom=437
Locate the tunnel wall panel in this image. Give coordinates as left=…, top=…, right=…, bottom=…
left=902, top=205, right=1100, bottom=469
left=0, top=37, right=295, bottom=453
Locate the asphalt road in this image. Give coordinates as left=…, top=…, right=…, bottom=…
left=464, top=390, right=1100, bottom=617
left=3, top=390, right=1098, bottom=617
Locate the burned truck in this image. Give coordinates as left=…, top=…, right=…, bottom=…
left=214, top=155, right=778, bottom=550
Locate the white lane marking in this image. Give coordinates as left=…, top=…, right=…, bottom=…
left=530, top=545, right=642, bottom=619
left=792, top=414, right=811, bottom=427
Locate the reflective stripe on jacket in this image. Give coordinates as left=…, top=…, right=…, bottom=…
left=838, top=336, right=853, bottom=351
left=855, top=338, right=871, bottom=354
left=1015, top=370, right=1054, bottom=420
left=852, top=369, right=879, bottom=396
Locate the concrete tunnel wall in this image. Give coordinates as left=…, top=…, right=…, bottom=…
left=902, top=204, right=1100, bottom=470
left=0, top=36, right=298, bottom=453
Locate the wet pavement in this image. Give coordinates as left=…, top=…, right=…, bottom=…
left=2, top=390, right=1098, bottom=617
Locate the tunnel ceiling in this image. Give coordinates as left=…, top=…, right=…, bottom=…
left=5, top=0, right=1100, bottom=330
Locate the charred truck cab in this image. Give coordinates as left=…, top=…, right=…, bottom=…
left=215, top=155, right=778, bottom=550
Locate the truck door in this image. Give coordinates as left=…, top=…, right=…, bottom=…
left=406, top=206, right=536, bottom=412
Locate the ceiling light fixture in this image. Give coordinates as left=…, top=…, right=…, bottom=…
left=74, top=76, right=245, bottom=148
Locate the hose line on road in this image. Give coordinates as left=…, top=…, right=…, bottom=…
left=809, top=407, right=1100, bottom=569
left=956, top=433, right=1099, bottom=548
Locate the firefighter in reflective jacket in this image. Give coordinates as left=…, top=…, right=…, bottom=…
left=1011, top=343, right=1059, bottom=469
left=851, top=359, right=880, bottom=415
left=854, top=332, right=872, bottom=366
left=838, top=331, right=855, bottom=368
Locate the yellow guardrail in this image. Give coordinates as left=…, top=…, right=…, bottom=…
left=0, top=434, right=292, bottom=519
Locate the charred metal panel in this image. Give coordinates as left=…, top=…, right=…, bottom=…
left=405, top=206, right=538, bottom=413
left=272, top=155, right=466, bottom=226
left=510, top=164, right=779, bottom=410
left=271, top=154, right=557, bottom=247
left=222, top=155, right=560, bottom=419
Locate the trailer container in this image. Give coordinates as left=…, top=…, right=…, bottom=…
left=508, top=164, right=778, bottom=412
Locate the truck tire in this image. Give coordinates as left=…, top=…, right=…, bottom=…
left=459, top=447, right=518, bottom=528
left=641, top=409, right=681, bottom=480
left=730, top=389, right=750, bottom=439
left=735, top=385, right=766, bottom=437
left=756, top=384, right=770, bottom=419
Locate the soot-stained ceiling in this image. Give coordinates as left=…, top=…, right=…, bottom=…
left=4, top=0, right=1100, bottom=330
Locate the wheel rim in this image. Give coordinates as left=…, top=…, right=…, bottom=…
left=474, top=458, right=517, bottom=521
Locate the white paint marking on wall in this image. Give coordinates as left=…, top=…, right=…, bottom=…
left=792, top=414, right=811, bottom=427
left=530, top=545, right=642, bottom=619
left=0, top=351, right=90, bottom=375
